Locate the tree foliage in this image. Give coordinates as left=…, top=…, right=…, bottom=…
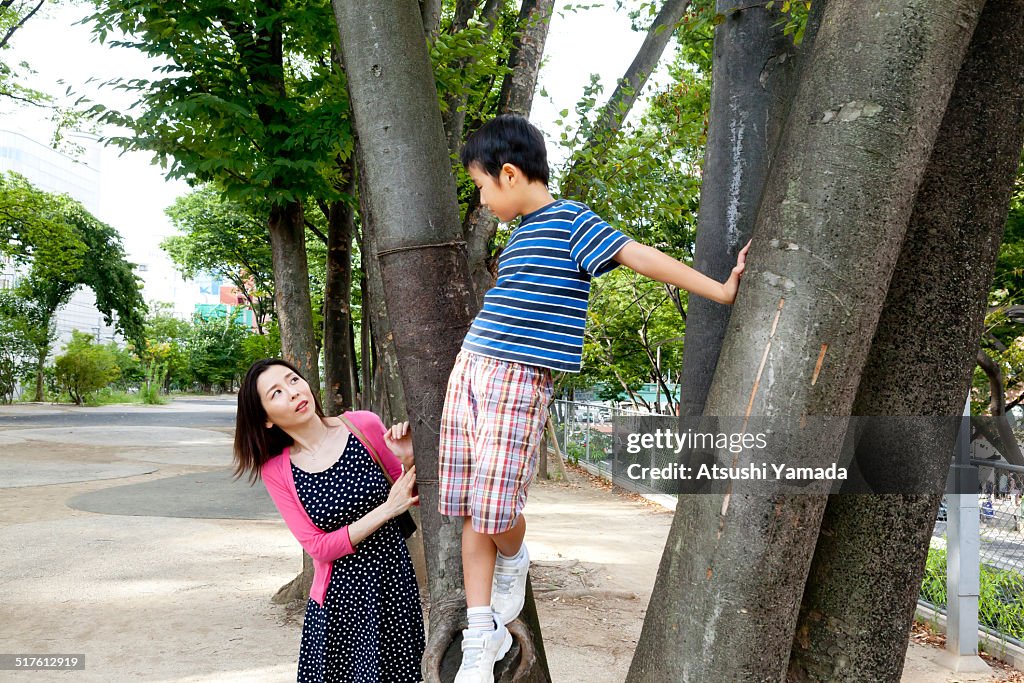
left=54, top=330, right=121, bottom=405
left=0, top=172, right=146, bottom=399
left=974, top=157, right=1024, bottom=415
left=163, top=186, right=275, bottom=333
left=0, top=302, right=36, bottom=402
left=0, top=171, right=146, bottom=345
left=183, top=308, right=270, bottom=391
left=84, top=0, right=352, bottom=207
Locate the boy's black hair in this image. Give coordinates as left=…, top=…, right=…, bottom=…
left=460, top=114, right=550, bottom=186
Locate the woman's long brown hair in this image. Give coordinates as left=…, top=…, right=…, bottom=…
left=233, top=358, right=325, bottom=485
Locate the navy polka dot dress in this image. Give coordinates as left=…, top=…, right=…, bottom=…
left=291, top=434, right=425, bottom=682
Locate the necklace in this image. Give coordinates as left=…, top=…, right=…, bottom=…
left=299, top=422, right=333, bottom=458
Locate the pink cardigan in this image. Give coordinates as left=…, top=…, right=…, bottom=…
left=260, top=410, right=404, bottom=607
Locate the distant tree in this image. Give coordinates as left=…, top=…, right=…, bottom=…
left=0, top=308, right=35, bottom=402
left=183, top=309, right=251, bottom=392
left=163, top=186, right=275, bottom=334
left=54, top=330, right=121, bottom=405
left=0, top=172, right=146, bottom=400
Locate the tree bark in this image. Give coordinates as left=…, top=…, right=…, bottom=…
left=323, top=187, right=356, bottom=416
left=677, top=0, right=816, bottom=419
left=33, top=347, right=45, bottom=402
left=788, top=3, right=1024, bottom=680
left=441, top=0, right=503, bottom=157
left=496, top=0, right=556, bottom=117
left=560, top=0, right=690, bottom=201
left=627, top=1, right=984, bottom=680
left=356, top=145, right=407, bottom=424
left=463, top=0, right=557, bottom=304
left=332, top=1, right=551, bottom=679
left=268, top=200, right=321, bottom=399
left=421, top=0, right=442, bottom=41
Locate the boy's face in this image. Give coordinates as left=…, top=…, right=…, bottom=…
left=468, top=163, right=521, bottom=223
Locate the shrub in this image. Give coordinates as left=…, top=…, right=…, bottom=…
left=921, top=544, right=1024, bottom=640
left=54, top=331, right=121, bottom=405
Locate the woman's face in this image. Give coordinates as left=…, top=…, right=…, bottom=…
left=255, top=364, right=317, bottom=432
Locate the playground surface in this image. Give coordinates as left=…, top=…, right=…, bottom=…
left=0, top=398, right=1019, bottom=682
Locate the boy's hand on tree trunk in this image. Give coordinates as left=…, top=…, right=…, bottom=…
left=722, top=239, right=751, bottom=305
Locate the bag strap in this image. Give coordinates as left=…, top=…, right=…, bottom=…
left=337, top=413, right=396, bottom=485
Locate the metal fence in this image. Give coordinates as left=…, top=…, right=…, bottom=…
left=549, top=399, right=640, bottom=480
left=925, top=455, right=1024, bottom=648
left=551, top=399, right=1024, bottom=651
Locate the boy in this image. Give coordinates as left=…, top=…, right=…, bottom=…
left=440, top=115, right=748, bottom=681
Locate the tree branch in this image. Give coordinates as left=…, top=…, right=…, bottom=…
left=562, top=0, right=690, bottom=198
left=303, top=219, right=328, bottom=244
left=0, top=0, right=44, bottom=52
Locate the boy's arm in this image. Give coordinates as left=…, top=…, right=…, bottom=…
left=612, top=240, right=749, bottom=305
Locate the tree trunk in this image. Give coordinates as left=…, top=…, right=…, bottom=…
left=975, top=348, right=1024, bottom=465
left=441, top=0, right=503, bottom=157
left=357, top=147, right=407, bottom=424
left=268, top=198, right=321, bottom=616
left=271, top=552, right=314, bottom=605
left=332, top=1, right=551, bottom=680
left=496, top=0, right=556, bottom=117
left=33, top=347, right=45, bottom=402
left=323, top=189, right=356, bottom=416
left=421, top=0, right=442, bottom=41
left=677, top=0, right=816, bottom=418
left=788, top=2, right=1024, bottom=679
left=627, top=1, right=984, bottom=680
left=268, top=200, right=321, bottom=399
left=462, top=0, right=556, bottom=303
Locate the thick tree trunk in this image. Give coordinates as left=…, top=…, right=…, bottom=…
left=333, top=1, right=551, bottom=680
left=677, top=0, right=816, bottom=418
left=627, top=1, right=984, bottom=680
left=357, top=148, right=407, bottom=424
left=323, top=191, right=356, bottom=417
left=268, top=199, right=322, bottom=602
left=789, top=3, right=1024, bottom=679
left=268, top=200, right=321, bottom=399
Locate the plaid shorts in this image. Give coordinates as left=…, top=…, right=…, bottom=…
left=438, top=350, right=554, bottom=534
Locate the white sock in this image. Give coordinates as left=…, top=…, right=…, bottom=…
left=497, top=543, right=525, bottom=563
left=467, top=606, right=495, bottom=632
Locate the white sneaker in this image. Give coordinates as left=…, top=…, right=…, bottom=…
left=491, top=543, right=530, bottom=624
left=454, top=620, right=513, bottom=683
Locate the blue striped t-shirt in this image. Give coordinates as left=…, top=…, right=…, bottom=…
left=461, top=199, right=634, bottom=373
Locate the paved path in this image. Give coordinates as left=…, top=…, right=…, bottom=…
left=0, top=399, right=1012, bottom=682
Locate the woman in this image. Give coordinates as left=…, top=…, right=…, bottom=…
left=233, top=358, right=425, bottom=682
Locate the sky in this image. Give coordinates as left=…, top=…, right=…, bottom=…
left=1, top=1, right=669, bottom=310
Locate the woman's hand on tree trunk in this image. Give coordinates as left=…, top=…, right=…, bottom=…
left=385, top=420, right=415, bottom=471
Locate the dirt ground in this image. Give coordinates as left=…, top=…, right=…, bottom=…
left=0, top=403, right=1020, bottom=682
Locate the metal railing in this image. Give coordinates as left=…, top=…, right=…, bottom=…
left=551, top=398, right=1024, bottom=652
